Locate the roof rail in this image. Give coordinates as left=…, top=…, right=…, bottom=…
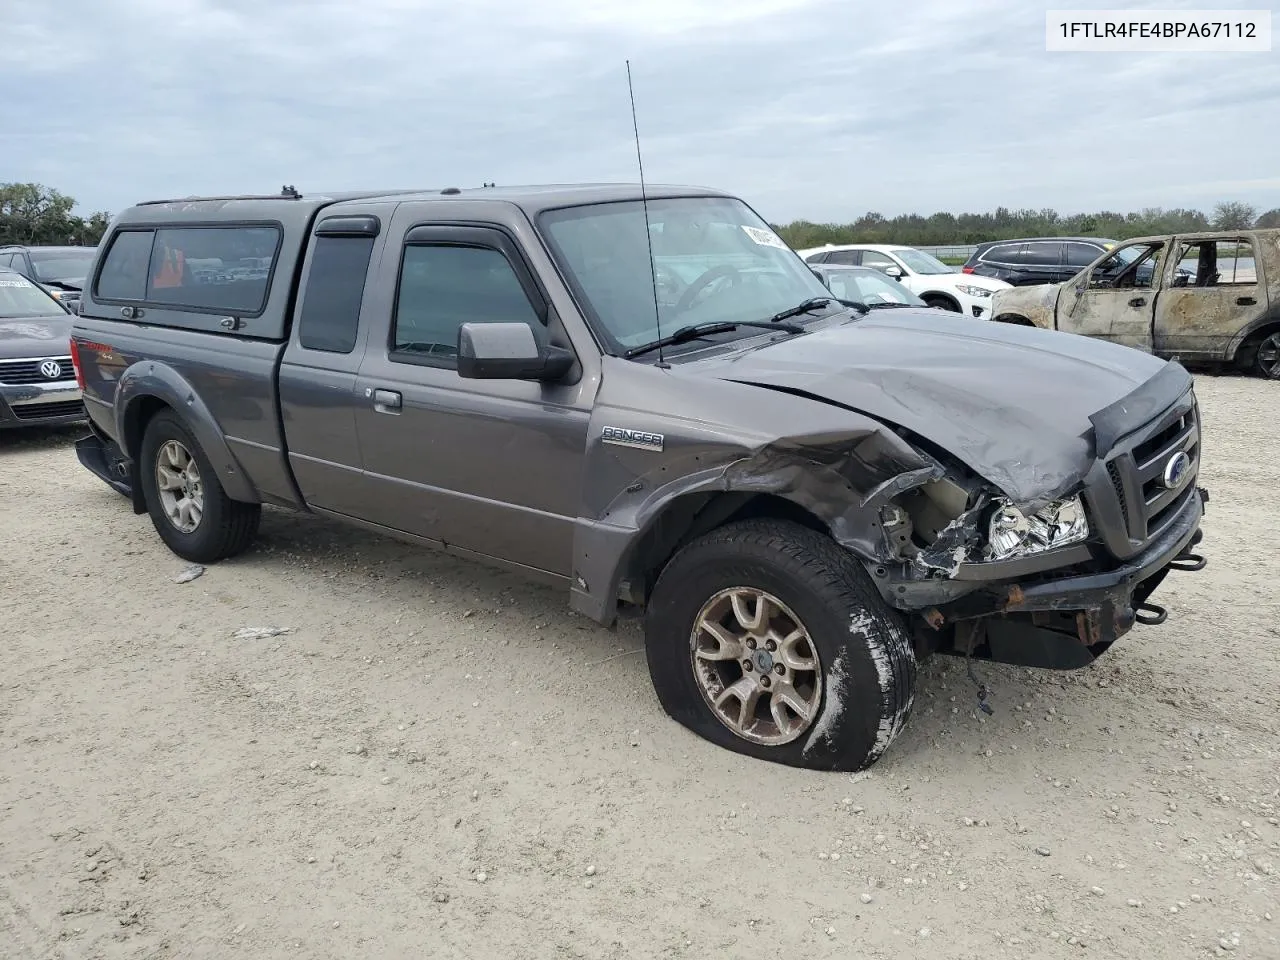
left=136, top=185, right=304, bottom=207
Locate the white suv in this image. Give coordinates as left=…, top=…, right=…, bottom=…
left=796, top=243, right=1010, bottom=319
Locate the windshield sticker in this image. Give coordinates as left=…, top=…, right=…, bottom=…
left=740, top=225, right=789, bottom=250
left=0, top=279, right=33, bottom=288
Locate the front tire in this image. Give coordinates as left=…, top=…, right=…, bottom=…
left=923, top=295, right=960, bottom=312
left=139, top=410, right=261, bottom=563
left=644, top=519, right=917, bottom=771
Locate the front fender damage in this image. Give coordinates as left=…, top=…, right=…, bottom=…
left=570, top=416, right=998, bottom=624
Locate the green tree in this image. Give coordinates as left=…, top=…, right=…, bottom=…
left=0, top=182, right=111, bottom=245
left=1212, top=201, right=1257, bottom=231
left=1255, top=208, right=1280, bottom=229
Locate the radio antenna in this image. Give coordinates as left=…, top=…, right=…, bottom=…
left=626, top=60, right=667, bottom=368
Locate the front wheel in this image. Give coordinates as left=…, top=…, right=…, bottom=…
left=139, top=410, right=261, bottom=563
left=644, top=519, right=917, bottom=771
left=923, top=295, right=961, bottom=312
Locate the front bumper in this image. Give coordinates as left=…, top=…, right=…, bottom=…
left=0, top=378, right=85, bottom=429
left=920, top=485, right=1207, bottom=669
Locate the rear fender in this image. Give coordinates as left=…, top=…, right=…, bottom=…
left=114, top=360, right=260, bottom=504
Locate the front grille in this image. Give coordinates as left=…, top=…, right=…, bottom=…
left=1106, top=460, right=1129, bottom=528
left=0, top=356, right=73, bottom=385
left=11, top=400, right=85, bottom=420
left=1100, top=399, right=1199, bottom=547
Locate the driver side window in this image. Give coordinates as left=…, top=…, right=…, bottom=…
left=1086, top=241, right=1163, bottom=291
left=391, top=244, right=541, bottom=368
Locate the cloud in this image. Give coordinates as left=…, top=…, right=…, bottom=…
left=2, top=0, right=1277, bottom=222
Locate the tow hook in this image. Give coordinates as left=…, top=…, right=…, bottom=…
left=1135, top=600, right=1168, bottom=626
left=1168, top=552, right=1206, bottom=572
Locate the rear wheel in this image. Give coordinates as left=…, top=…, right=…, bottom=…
left=1251, top=331, right=1280, bottom=379
left=139, top=411, right=261, bottom=562
left=644, top=519, right=917, bottom=771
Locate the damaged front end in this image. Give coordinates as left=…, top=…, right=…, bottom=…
left=845, top=371, right=1209, bottom=671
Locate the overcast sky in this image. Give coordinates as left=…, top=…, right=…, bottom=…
left=4, top=0, right=1278, bottom=222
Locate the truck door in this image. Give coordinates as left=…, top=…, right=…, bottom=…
left=1059, top=239, right=1163, bottom=351
left=278, top=206, right=390, bottom=515
left=1154, top=234, right=1267, bottom=360
left=351, top=212, right=592, bottom=577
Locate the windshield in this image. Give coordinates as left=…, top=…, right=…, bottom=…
left=821, top=269, right=924, bottom=306
left=30, top=250, right=96, bottom=283
left=892, top=248, right=954, bottom=275
left=538, top=196, right=834, bottom=353
left=0, top=274, right=66, bottom=318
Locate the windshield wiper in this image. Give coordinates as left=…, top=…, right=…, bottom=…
left=623, top=319, right=804, bottom=360
left=865, top=301, right=915, bottom=309
left=767, top=297, right=834, bottom=323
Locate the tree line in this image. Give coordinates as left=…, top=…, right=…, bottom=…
left=772, top=201, right=1279, bottom=250
left=1, top=183, right=111, bottom=246
left=5, top=181, right=1279, bottom=252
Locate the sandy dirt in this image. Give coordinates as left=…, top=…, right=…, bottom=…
left=1, top=374, right=1277, bottom=960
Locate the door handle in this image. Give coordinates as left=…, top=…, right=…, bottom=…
left=1236, top=296, right=1256, bottom=306
left=371, top=388, right=401, bottom=413
left=1128, top=297, right=1146, bottom=307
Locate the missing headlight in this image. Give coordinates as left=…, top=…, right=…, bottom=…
left=983, top=496, right=1089, bottom=562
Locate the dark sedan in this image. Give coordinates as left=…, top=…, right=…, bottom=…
left=962, top=237, right=1119, bottom=286
left=0, top=269, right=85, bottom=429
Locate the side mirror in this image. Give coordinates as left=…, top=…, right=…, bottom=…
left=810, top=267, right=829, bottom=286
left=457, top=321, right=575, bottom=381
left=882, top=265, right=903, bottom=279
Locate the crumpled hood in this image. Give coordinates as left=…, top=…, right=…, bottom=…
left=0, top=314, right=74, bottom=360
left=690, top=309, right=1174, bottom=506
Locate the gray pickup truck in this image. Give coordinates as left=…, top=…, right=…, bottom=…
left=70, top=184, right=1209, bottom=771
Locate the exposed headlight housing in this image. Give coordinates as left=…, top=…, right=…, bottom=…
left=955, top=284, right=994, bottom=298
left=983, top=496, right=1089, bottom=561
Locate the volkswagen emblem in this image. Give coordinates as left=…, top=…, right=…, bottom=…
left=1161, top=451, right=1191, bottom=490
left=39, top=359, right=63, bottom=380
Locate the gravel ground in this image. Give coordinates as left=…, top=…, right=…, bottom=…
left=1, top=374, right=1277, bottom=960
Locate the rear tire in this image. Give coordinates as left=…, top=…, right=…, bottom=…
left=139, top=410, right=261, bottom=563
left=644, top=519, right=917, bottom=771
left=1248, top=330, right=1280, bottom=379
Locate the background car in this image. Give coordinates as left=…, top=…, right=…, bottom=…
left=961, top=237, right=1118, bottom=285
left=809, top=263, right=936, bottom=310
left=0, top=268, right=85, bottom=429
left=795, top=243, right=1009, bottom=318
left=0, top=244, right=98, bottom=313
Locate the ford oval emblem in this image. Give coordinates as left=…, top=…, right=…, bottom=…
left=1162, top=451, right=1191, bottom=490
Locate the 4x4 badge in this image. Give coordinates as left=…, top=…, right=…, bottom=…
left=602, top=426, right=664, bottom=452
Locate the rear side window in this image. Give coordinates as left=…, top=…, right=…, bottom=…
left=145, top=226, right=280, bottom=314
left=297, top=235, right=376, bottom=353
left=983, top=243, right=1025, bottom=265
left=1023, top=242, right=1063, bottom=265
left=96, top=230, right=155, bottom=301
left=1065, top=242, right=1102, bottom=266
left=826, top=250, right=860, bottom=266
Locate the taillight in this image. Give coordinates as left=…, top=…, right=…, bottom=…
left=69, top=338, right=86, bottom=390
left=961, top=265, right=976, bottom=274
